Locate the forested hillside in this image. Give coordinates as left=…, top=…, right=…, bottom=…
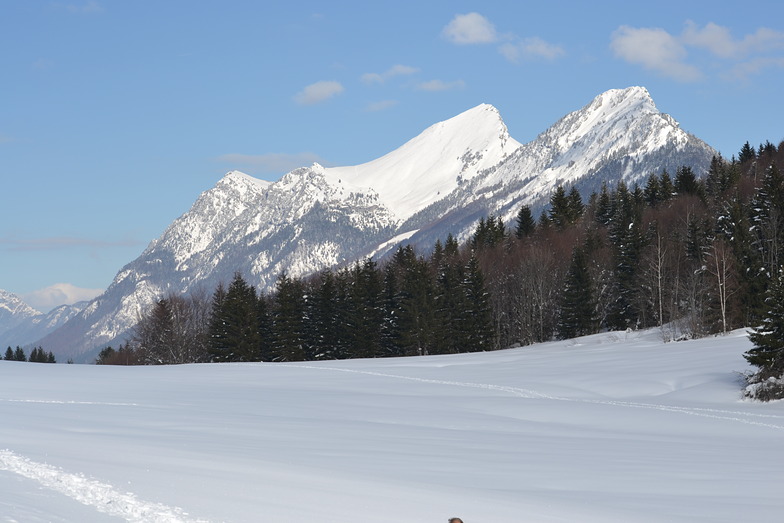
left=95, top=140, right=784, bottom=394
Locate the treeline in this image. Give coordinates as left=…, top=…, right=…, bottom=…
left=97, top=243, right=494, bottom=364
left=3, top=346, right=56, bottom=363
left=98, top=140, right=784, bottom=373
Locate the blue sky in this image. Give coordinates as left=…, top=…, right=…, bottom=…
left=2, top=0, right=783, bottom=311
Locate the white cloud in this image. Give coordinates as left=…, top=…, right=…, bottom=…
left=499, top=37, right=565, bottom=63
left=683, top=21, right=784, bottom=59
left=611, top=22, right=784, bottom=83
left=610, top=25, right=702, bottom=82
left=442, top=13, right=497, bottom=45
left=217, top=152, right=327, bottom=174
left=361, top=64, right=419, bottom=85
left=293, top=81, right=344, bottom=105
left=365, top=100, right=398, bottom=112
left=416, top=79, right=466, bottom=92
left=23, top=283, right=103, bottom=312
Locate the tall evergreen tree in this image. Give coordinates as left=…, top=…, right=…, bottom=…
left=606, top=181, right=646, bottom=330
left=208, top=273, right=260, bottom=362
left=14, top=347, right=26, bottom=361
left=674, top=166, right=701, bottom=197
left=461, top=255, right=494, bottom=352
left=745, top=266, right=784, bottom=378
left=659, top=170, right=675, bottom=201
left=380, top=263, right=403, bottom=357
left=595, top=182, right=613, bottom=225
left=5, top=347, right=14, bottom=360
left=548, top=185, right=572, bottom=229
left=738, top=141, right=756, bottom=163
left=557, top=246, right=597, bottom=339
left=272, top=272, right=308, bottom=361
left=643, top=173, right=662, bottom=207
left=348, top=259, right=384, bottom=358
left=515, top=204, right=536, bottom=239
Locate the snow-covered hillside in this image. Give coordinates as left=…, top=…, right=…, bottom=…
left=2, top=329, right=781, bottom=522
left=34, top=87, right=716, bottom=361
left=0, top=290, right=85, bottom=350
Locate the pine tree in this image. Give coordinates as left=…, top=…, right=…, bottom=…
left=595, top=182, right=613, bottom=225
left=750, top=163, right=784, bottom=279
left=567, top=186, right=585, bottom=223
left=674, top=166, right=701, bottom=197
left=433, top=251, right=464, bottom=354
left=606, top=181, right=646, bottom=330
left=659, top=170, right=675, bottom=202
left=14, top=347, right=26, bottom=361
left=738, top=141, right=756, bottom=163
left=208, top=274, right=260, bottom=362
left=380, top=263, right=402, bottom=357
left=745, top=266, right=784, bottom=378
left=395, top=248, right=436, bottom=355
left=557, top=246, right=596, bottom=339
left=272, top=272, right=308, bottom=361
left=461, top=255, right=495, bottom=352
left=4, top=347, right=13, bottom=360
left=347, top=259, right=384, bottom=358
left=515, top=204, right=536, bottom=238
left=548, top=185, right=572, bottom=229
left=643, top=173, right=662, bottom=207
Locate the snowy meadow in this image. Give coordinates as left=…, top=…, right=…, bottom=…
left=1, top=328, right=782, bottom=522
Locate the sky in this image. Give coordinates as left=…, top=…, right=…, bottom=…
left=2, top=0, right=783, bottom=311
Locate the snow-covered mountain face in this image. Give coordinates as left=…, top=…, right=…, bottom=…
left=38, top=87, right=716, bottom=361
left=0, top=290, right=41, bottom=339
left=0, top=290, right=86, bottom=350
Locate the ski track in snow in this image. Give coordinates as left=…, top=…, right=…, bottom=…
left=289, top=365, right=784, bottom=431
left=0, top=450, right=208, bottom=523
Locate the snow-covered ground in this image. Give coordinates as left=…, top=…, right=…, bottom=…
left=1, top=328, right=782, bottom=522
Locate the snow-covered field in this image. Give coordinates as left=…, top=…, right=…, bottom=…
left=2, top=328, right=782, bottom=522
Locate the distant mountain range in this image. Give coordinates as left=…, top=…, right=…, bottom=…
left=6, top=86, right=716, bottom=361
left=0, top=290, right=85, bottom=351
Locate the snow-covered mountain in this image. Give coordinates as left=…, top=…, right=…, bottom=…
left=0, top=290, right=86, bottom=350
left=0, top=290, right=41, bottom=339
left=37, top=86, right=716, bottom=361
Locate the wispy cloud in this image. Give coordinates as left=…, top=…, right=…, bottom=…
left=611, top=22, right=784, bottom=82
left=217, top=152, right=327, bottom=174
left=443, top=12, right=564, bottom=65
left=365, top=100, right=399, bottom=112
left=442, top=13, right=498, bottom=45
left=0, top=236, right=140, bottom=252
left=23, top=283, right=103, bottom=312
left=682, top=21, right=784, bottom=59
left=416, top=79, right=466, bottom=92
left=293, top=80, right=345, bottom=105
left=361, top=64, right=419, bottom=85
left=499, top=37, right=565, bottom=63
left=0, top=134, right=13, bottom=144
left=610, top=25, right=702, bottom=82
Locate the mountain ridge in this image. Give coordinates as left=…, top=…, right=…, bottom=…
left=31, top=87, right=717, bottom=361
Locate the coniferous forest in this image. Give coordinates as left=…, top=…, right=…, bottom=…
left=96, top=141, right=784, bottom=399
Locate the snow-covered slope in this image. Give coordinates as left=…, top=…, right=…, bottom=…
left=2, top=329, right=782, bottom=522
left=38, top=87, right=716, bottom=361
left=0, top=290, right=41, bottom=338
left=323, top=103, right=521, bottom=220
left=0, top=291, right=87, bottom=350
